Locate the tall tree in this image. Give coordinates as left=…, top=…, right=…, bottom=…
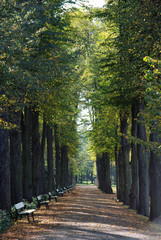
left=10, top=111, right=22, bottom=205
left=32, top=109, right=41, bottom=196
left=119, top=113, right=131, bottom=205
left=54, top=123, right=61, bottom=188
left=21, top=107, right=33, bottom=201
left=39, top=118, right=47, bottom=194
left=60, top=145, right=69, bottom=187
left=129, top=102, right=139, bottom=210
left=137, top=100, right=149, bottom=216
left=47, top=124, right=54, bottom=192
left=0, top=112, right=10, bottom=211
left=142, top=58, right=161, bottom=220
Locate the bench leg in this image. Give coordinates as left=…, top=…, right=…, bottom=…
left=27, top=214, right=30, bottom=222
left=32, top=212, right=34, bottom=221
left=46, top=203, right=49, bottom=209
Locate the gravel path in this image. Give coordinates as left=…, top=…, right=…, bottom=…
left=1, top=185, right=161, bottom=240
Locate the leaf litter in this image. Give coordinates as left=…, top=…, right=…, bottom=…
left=1, top=185, right=161, bottom=240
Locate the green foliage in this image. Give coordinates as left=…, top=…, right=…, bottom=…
left=97, top=0, right=161, bottom=110
left=31, top=198, right=40, bottom=209
left=90, top=107, right=119, bottom=155
left=76, top=132, right=96, bottom=177
left=0, top=0, right=78, bottom=113
left=73, top=9, right=120, bottom=156
left=0, top=0, right=46, bottom=108
left=10, top=206, right=16, bottom=220
left=51, top=190, right=57, bottom=196
left=25, top=200, right=37, bottom=210
left=1, top=0, right=81, bottom=175
left=138, top=57, right=161, bottom=152
left=0, top=210, right=11, bottom=234
left=86, top=0, right=161, bottom=157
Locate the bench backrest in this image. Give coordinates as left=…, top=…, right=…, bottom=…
left=14, top=202, right=24, bottom=210
left=37, top=196, right=41, bottom=201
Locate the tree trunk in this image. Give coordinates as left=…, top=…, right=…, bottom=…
left=120, top=114, right=131, bottom=205
left=60, top=145, right=69, bottom=187
left=10, top=110, right=22, bottom=205
left=130, top=102, right=139, bottom=210
left=96, top=153, right=102, bottom=190
left=39, top=118, right=46, bottom=194
left=54, top=124, right=61, bottom=188
left=21, top=107, right=33, bottom=202
left=115, top=144, right=119, bottom=199
left=102, top=152, right=113, bottom=194
left=117, top=147, right=124, bottom=202
left=91, top=172, right=94, bottom=184
left=69, top=168, right=74, bottom=185
left=96, top=152, right=113, bottom=193
left=80, top=173, right=83, bottom=184
left=32, top=109, right=41, bottom=196
left=47, top=124, right=54, bottom=191
left=0, top=112, right=11, bottom=211
left=137, top=100, right=149, bottom=216
left=149, top=131, right=161, bottom=221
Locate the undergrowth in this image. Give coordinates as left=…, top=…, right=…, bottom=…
left=0, top=209, right=11, bottom=234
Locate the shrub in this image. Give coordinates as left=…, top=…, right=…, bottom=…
left=11, top=205, right=16, bottom=220
left=25, top=200, right=37, bottom=209
left=31, top=197, right=39, bottom=209
left=0, top=210, right=11, bottom=234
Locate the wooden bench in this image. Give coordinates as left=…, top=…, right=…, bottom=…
left=63, top=187, right=68, bottom=193
left=48, top=192, right=58, bottom=202
left=56, top=188, right=64, bottom=196
left=67, top=184, right=75, bottom=191
left=36, top=195, right=49, bottom=209
left=14, top=202, right=35, bottom=222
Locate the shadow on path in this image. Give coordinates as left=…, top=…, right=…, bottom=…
left=1, top=185, right=161, bottom=240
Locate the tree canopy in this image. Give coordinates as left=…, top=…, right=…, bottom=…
left=1, top=0, right=161, bottom=223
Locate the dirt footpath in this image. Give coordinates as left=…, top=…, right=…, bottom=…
left=1, top=185, right=161, bottom=240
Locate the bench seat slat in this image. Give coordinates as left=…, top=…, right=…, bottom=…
left=40, top=200, right=49, bottom=204
left=20, top=209, right=35, bottom=214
